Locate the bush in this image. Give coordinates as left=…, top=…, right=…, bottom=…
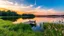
left=0, top=19, right=64, bottom=36
left=8, top=23, right=32, bottom=31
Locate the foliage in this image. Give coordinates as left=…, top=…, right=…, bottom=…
left=0, top=10, right=19, bottom=16
left=43, top=23, right=64, bottom=36
left=0, top=10, right=35, bottom=21
left=0, top=19, right=64, bottom=36
left=21, top=14, right=35, bottom=19
left=0, top=10, right=21, bottom=21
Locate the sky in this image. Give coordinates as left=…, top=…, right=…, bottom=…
left=8, top=0, right=64, bottom=11
left=0, top=0, right=64, bottom=15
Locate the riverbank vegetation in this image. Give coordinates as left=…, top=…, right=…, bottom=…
left=0, top=19, right=64, bottom=36
left=0, top=10, right=64, bottom=36
left=0, top=10, right=35, bottom=21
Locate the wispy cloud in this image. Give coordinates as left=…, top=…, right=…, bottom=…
left=0, top=0, right=64, bottom=15
left=0, top=0, right=34, bottom=11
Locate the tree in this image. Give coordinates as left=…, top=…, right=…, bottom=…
left=21, top=14, right=35, bottom=19
left=0, top=10, right=21, bottom=21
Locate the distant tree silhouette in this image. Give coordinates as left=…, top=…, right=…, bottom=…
left=0, top=10, right=35, bottom=21
left=21, top=14, right=35, bottom=19
left=0, top=10, right=20, bottom=21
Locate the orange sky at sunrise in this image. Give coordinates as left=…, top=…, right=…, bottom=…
left=0, top=0, right=64, bottom=15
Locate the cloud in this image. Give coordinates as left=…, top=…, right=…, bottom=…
left=0, top=0, right=34, bottom=11
left=0, top=0, right=64, bottom=15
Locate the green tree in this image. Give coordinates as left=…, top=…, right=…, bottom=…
left=0, top=10, right=20, bottom=21
left=21, top=14, right=35, bottom=19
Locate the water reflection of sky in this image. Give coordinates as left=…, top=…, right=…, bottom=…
left=13, top=17, right=64, bottom=24
left=32, top=26, right=41, bottom=31
left=13, top=17, right=64, bottom=31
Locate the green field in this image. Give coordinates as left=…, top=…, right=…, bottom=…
left=0, top=19, right=64, bottom=36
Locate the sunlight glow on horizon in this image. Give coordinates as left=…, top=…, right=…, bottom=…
left=0, top=0, right=64, bottom=15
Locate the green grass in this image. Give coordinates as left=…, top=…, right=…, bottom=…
left=0, top=19, right=12, bottom=27
left=43, top=23, right=64, bottom=36
left=0, top=19, right=64, bottom=36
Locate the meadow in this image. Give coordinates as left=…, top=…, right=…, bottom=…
left=0, top=19, right=64, bottom=36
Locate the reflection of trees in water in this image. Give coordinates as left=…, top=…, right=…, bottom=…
left=1, top=16, right=20, bottom=21
left=0, top=10, right=20, bottom=21
left=0, top=10, right=35, bottom=21
left=21, top=14, right=35, bottom=19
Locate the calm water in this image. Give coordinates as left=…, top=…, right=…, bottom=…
left=13, top=17, right=64, bottom=24
left=13, top=17, right=64, bottom=31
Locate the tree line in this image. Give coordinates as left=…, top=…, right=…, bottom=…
left=0, top=10, right=35, bottom=21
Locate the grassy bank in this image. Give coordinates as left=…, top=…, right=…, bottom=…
left=0, top=19, right=64, bottom=36
left=43, top=23, right=64, bottom=36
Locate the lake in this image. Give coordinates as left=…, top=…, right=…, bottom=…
left=13, top=17, right=64, bottom=24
